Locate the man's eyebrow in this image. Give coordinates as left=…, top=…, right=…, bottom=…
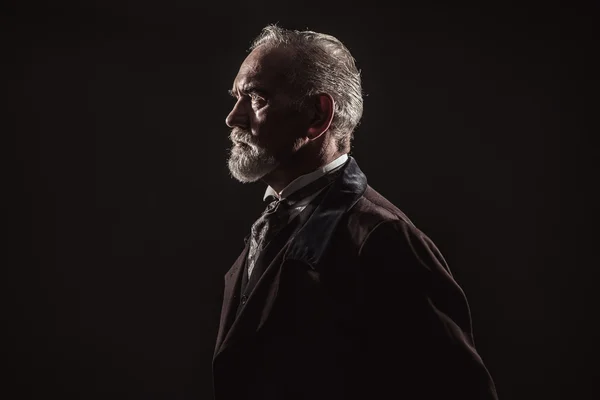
left=244, top=84, right=268, bottom=94
left=229, top=85, right=270, bottom=98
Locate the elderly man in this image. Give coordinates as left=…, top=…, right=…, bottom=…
left=212, top=24, right=498, bottom=400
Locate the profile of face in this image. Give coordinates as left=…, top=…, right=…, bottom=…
left=226, top=46, right=310, bottom=183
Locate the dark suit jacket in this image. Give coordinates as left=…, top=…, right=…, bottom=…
left=212, top=157, right=498, bottom=400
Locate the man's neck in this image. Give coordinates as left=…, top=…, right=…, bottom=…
left=263, top=148, right=345, bottom=194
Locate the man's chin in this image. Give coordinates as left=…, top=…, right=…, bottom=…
left=227, top=157, right=279, bottom=184
left=229, top=169, right=263, bottom=183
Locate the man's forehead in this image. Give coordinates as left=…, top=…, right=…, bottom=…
left=232, top=46, right=293, bottom=92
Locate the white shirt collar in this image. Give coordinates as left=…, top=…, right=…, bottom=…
left=263, top=153, right=349, bottom=202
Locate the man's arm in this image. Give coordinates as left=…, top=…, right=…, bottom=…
left=357, top=219, right=498, bottom=399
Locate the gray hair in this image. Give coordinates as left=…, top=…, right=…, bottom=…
left=250, top=24, right=363, bottom=153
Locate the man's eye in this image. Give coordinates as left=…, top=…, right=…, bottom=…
left=249, top=93, right=265, bottom=104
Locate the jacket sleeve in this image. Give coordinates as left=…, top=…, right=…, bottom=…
left=357, top=219, right=498, bottom=399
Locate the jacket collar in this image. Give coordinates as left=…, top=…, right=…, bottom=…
left=283, top=156, right=367, bottom=268
left=263, top=153, right=349, bottom=202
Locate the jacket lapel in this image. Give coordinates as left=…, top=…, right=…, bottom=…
left=213, top=234, right=291, bottom=361
left=213, top=242, right=248, bottom=357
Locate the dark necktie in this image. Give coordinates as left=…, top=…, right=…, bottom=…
left=246, top=196, right=290, bottom=277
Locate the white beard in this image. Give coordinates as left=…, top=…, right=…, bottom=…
left=227, top=141, right=279, bottom=183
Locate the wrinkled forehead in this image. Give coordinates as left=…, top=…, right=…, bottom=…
left=232, top=46, right=295, bottom=95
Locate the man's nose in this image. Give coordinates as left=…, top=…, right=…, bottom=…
left=225, top=100, right=248, bottom=128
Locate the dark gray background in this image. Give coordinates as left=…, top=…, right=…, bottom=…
left=5, top=1, right=595, bottom=399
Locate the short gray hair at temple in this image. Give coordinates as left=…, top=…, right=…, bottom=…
left=250, top=24, right=364, bottom=153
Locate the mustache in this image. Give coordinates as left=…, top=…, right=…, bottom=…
left=230, top=128, right=257, bottom=146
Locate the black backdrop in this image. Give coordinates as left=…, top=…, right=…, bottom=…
left=5, top=2, right=596, bottom=399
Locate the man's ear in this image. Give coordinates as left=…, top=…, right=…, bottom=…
left=307, top=93, right=335, bottom=140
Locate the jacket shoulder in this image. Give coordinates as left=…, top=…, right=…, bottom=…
left=344, top=185, right=416, bottom=248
